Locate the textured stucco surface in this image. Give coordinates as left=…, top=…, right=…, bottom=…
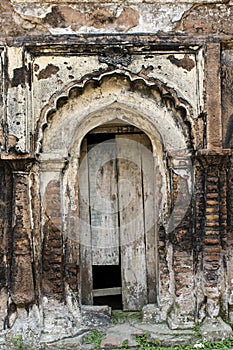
left=0, top=0, right=233, bottom=348
left=0, top=0, right=229, bottom=37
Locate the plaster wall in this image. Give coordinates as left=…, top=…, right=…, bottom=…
left=0, top=0, right=233, bottom=347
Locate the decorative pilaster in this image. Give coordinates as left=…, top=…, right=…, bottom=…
left=10, top=158, right=35, bottom=305
left=193, top=158, right=206, bottom=322
left=40, top=159, right=66, bottom=299
left=29, top=162, right=42, bottom=302
left=166, top=150, right=195, bottom=329
left=226, top=154, right=233, bottom=321
left=0, top=164, right=12, bottom=295
left=197, top=151, right=230, bottom=319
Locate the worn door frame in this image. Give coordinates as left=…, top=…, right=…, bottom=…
left=79, top=124, right=158, bottom=310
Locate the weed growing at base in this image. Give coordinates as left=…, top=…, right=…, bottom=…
left=85, top=329, right=105, bottom=350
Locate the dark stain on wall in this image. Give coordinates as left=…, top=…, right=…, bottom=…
left=43, top=6, right=66, bottom=28
left=0, top=167, right=6, bottom=290
left=224, top=114, right=233, bottom=148
left=41, top=5, right=139, bottom=32
left=167, top=54, right=195, bottom=71
left=11, top=66, right=30, bottom=88
left=36, top=64, right=60, bottom=81
left=222, top=55, right=233, bottom=148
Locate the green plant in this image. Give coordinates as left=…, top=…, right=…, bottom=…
left=136, top=333, right=152, bottom=348
left=106, top=337, right=233, bottom=350
left=84, top=329, right=105, bottom=350
left=83, top=325, right=233, bottom=350
left=12, top=335, right=27, bottom=350
left=152, top=339, right=162, bottom=347
left=122, top=339, right=129, bottom=349
left=193, top=322, right=202, bottom=337
left=112, top=310, right=141, bottom=325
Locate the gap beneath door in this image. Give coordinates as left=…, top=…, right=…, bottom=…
left=92, top=265, right=122, bottom=310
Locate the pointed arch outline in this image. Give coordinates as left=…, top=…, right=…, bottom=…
left=35, top=69, right=194, bottom=154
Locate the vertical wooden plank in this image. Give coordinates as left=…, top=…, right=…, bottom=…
left=88, top=138, right=120, bottom=265
left=116, top=134, right=147, bottom=311
left=139, top=134, right=157, bottom=303
left=79, top=138, right=93, bottom=304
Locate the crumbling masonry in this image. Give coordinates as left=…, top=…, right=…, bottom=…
left=1, top=0, right=233, bottom=345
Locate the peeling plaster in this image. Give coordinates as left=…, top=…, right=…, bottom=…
left=36, top=64, right=60, bottom=80
left=11, top=2, right=193, bottom=34
left=177, top=3, right=233, bottom=34
left=167, top=54, right=195, bottom=72
left=0, top=1, right=230, bottom=37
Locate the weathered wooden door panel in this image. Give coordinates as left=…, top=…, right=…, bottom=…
left=138, top=134, right=157, bottom=303
left=116, top=134, right=148, bottom=311
left=88, top=138, right=120, bottom=266
left=79, top=131, right=156, bottom=310
left=79, top=138, right=93, bottom=304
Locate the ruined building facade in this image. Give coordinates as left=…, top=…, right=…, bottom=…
left=1, top=0, right=233, bottom=342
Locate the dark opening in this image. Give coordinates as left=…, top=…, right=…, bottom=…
left=92, top=265, right=122, bottom=309
left=93, top=295, right=122, bottom=309
left=93, top=265, right=121, bottom=289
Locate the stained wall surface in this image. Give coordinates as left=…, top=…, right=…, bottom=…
left=0, top=0, right=233, bottom=345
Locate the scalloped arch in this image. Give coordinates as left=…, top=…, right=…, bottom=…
left=35, top=69, right=193, bottom=154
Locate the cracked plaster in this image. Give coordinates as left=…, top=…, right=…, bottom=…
left=0, top=0, right=233, bottom=347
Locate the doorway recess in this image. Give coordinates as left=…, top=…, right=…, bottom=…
left=79, top=121, right=157, bottom=311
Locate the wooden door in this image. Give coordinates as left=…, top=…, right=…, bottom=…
left=88, top=136, right=120, bottom=266
left=79, top=131, right=156, bottom=310
left=116, top=135, right=147, bottom=310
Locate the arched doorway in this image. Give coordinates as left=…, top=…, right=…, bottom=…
left=79, top=121, right=157, bottom=311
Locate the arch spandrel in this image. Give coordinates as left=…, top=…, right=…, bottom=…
left=38, top=72, right=194, bottom=158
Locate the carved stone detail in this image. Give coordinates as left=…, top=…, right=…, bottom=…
left=98, top=46, right=132, bottom=67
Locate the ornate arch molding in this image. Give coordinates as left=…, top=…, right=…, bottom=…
left=35, top=69, right=194, bottom=154
left=69, top=103, right=164, bottom=158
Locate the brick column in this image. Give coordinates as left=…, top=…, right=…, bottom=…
left=226, top=154, right=233, bottom=321
left=193, top=158, right=205, bottom=321
left=0, top=164, right=12, bottom=297
left=167, top=151, right=195, bottom=329
left=40, top=159, right=66, bottom=299
left=10, top=159, right=35, bottom=305
left=198, top=151, right=230, bottom=319
left=30, top=163, right=42, bottom=302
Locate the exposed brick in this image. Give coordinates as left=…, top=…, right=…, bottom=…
left=205, top=247, right=221, bottom=254
left=42, top=180, right=63, bottom=298
left=179, top=4, right=233, bottom=36
left=206, top=194, right=218, bottom=200
left=205, top=238, right=220, bottom=245
left=206, top=214, right=219, bottom=221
